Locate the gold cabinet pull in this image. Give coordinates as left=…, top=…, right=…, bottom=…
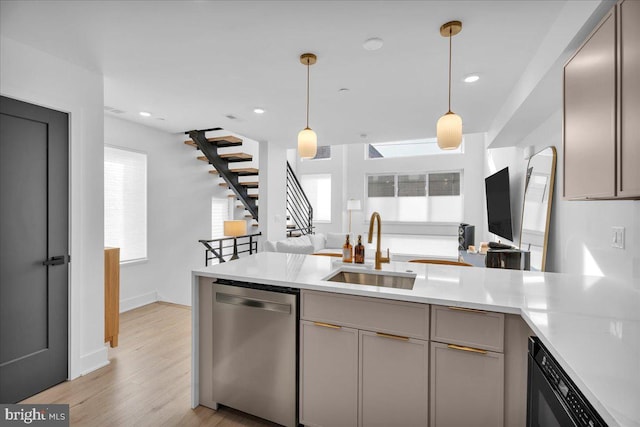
left=447, top=306, right=487, bottom=314
left=447, top=344, right=487, bottom=354
left=376, top=332, right=409, bottom=341
left=313, top=321, right=341, bottom=329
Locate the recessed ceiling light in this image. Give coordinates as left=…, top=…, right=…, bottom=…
left=139, top=111, right=151, bottom=117
left=463, top=74, right=480, bottom=83
left=253, top=108, right=265, bottom=114
left=363, top=37, right=384, bottom=51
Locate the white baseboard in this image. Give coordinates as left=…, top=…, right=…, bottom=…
left=120, top=291, right=158, bottom=313
left=80, top=346, right=109, bottom=376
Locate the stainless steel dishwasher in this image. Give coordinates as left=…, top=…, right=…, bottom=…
left=212, top=279, right=298, bottom=427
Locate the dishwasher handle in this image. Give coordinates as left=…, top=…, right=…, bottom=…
left=216, top=292, right=292, bottom=314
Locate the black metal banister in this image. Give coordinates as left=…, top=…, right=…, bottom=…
left=287, top=161, right=312, bottom=207
left=199, top=232, right=262, bottom=266
left=286, top=161, right=313, bottom=235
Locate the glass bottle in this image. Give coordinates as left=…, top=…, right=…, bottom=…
left=354, top=235, right=365, bottom=264
left=342, top=234, right=353, bottom=263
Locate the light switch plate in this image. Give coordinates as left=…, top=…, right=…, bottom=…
left=612, top=226, right=625, bottom=249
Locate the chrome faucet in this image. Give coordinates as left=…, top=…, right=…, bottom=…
left=367, top=212, right=390, bottom=270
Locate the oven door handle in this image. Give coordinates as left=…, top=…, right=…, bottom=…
left=215, top=292, right=292, bottom=314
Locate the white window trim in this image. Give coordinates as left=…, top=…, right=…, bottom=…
left=365, top=138, right=465, bottom=160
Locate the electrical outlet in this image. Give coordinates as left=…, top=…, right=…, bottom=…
left=612, top=226, right=625, bottom=249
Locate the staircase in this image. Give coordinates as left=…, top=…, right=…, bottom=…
left=286, top=161, right=313, bottom=236
left=185, top=129, right=259, bottom=225
left=184, top=129, right=314, bottom=236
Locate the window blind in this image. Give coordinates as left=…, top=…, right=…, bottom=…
left=104, top=146, right=147, bottom=262
left=301, top=174, right=332, bottom=222
left=211, top=197, right=230, bottom=239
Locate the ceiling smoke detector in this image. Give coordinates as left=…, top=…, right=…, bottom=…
left=363, top=37, right=384, bottom=51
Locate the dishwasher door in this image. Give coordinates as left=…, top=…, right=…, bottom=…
left=212, top=282, right=298, bottom=427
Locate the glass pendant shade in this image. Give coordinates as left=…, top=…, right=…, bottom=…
left=436, top=111, right=462, bottom=149
left=298, top=127, right=317, bottom=158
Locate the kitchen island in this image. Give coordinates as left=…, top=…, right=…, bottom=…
left=192, top=252, right=640, bottom=427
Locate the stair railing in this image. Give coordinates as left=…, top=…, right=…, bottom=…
left=199, top=232, right=262, bottom=266
left=286, top=161, right=313, bottom=235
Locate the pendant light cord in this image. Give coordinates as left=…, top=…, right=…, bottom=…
left=448, top=27, right=452, bottom=113
left=306, top=60, right=310, bottom=128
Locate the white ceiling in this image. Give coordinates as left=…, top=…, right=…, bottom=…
left=1, top=0, right=594, bottom=147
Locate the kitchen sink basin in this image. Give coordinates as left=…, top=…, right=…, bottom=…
left=326, top=270, right=416, bottom=290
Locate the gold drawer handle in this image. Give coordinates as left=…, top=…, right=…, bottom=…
left=313, top=321, right=341, bottom=329
left=447, top=344, right=487, bottom=354
left=447, top=306, right=487, bottom=314
left=376, top=332, right=409, bottom=341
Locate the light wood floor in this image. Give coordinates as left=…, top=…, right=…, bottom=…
left=23, top=302, right=277, bottom=427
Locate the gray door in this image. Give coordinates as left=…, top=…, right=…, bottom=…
left=0, top=96, right=69, bottom=403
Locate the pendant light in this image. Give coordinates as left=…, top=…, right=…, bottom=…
left=437, top=21, right=463, bottom=150
left=298, top=53, right=318, bottom=159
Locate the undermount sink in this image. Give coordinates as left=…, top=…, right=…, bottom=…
left=326, top=270, right=416, bottom=290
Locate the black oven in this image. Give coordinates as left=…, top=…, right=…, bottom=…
left=527, top=337, right=607, bottom=427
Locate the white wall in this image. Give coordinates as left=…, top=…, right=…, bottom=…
left=260, top=141, right=288, bottom=242
left=294, top=145, right=346, bottom=236
left=490, top=109, right=640, bottom=286
left=104, top=116, right=224, bottom=307
left=295, top=135, right=486, bottom=241
left=1, top=36, right=107, bottom=378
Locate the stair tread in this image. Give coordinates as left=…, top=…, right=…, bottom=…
left=248, top=194, right=259, bottom=199
left=197, top=154, right=252, bottom=163
left=184, top=135, right=243, bottom=148
left=219, top=152, right=253, bottom=161
left=209, top=168, right=259, bottom=176
left=240, top=181, right=259, bottom=188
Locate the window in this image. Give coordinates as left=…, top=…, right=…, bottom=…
left=366, top=172, right=462, bottom=222
left=104, top=146, right=147, bottom=262
left=309, top=145, right=331, bottom=160
left=301, top=174, right=332, bottom=222
left=368, top=138, right=462, bottom=159
left=211, top=198, right=230, bottom=239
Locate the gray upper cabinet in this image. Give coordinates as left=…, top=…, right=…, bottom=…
left=564, top=1, right=640, bottom=200
left=618, top=0, right=640, bottom=198
left=563, top=9, right=616, bottom=199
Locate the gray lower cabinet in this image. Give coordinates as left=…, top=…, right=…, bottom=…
left=300, top=290, right=430, bottom=427
left=430, top=341, right=504, bottom=427
left=300, top=320, right=358, bottom=427
left=359, top=331, right=428, bottom=427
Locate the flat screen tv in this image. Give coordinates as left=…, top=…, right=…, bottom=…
left=485, top=167, right=514, bottom=241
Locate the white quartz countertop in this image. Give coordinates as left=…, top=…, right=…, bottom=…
left=192, top=252, right=640, bottom=427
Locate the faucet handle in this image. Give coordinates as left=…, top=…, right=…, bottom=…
left=380, top=248, right=391, bottom=264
